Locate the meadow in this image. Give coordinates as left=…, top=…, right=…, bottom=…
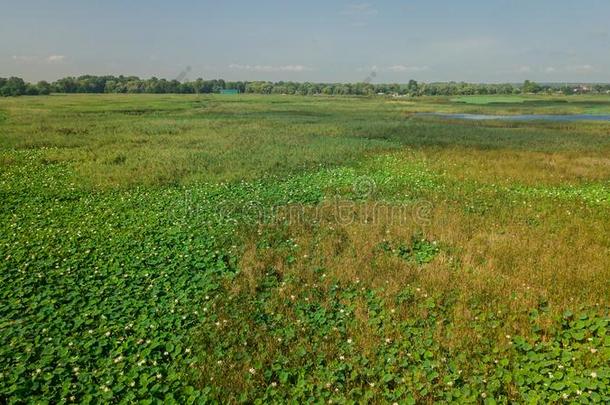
left=0, top=93, right=609, bottom=403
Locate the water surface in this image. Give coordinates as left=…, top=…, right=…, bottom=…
left=418, top=113, right=610, bottom=122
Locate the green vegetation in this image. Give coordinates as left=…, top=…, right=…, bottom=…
left=3, top=75, right=610, bottom=97
left=1, top=94, right=609, bottom=403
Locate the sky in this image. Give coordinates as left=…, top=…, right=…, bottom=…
left=1, top=0, right=610, bottom=83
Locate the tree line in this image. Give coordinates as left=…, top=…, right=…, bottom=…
left=2, top=75, right=609, bottom=97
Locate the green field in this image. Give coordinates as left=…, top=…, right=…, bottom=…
left=1, top=94, right=609, bottom=403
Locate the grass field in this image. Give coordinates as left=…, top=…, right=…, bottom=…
left=1, top=94, right=609, bottom=403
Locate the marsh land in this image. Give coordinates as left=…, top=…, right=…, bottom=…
left=1, top=94, right=609, bottom=403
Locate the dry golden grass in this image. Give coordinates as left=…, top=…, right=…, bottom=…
left=232, top=191, right=609, bottom=345
left=198, top=189, right=606, bottom=399
left=425, top=147, right=610, bottom=185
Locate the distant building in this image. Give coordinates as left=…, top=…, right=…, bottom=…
left=572, top=85, right=590, bottom=94
left=220, top=89, right=240, bottom=95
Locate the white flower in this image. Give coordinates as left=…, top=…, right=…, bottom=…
left=271, top=382, right=277, bottom=387
left=591, top=372, right=597, bottom=378
left=185, top=348, right=191, bottom=353
left=249, top=367, right=256, bottom=375
left=347, top=338, right=353, bottom=344
left=385, top=338, right=391, bottom=344
left=156, top=373, right=162, bottom=379
left=590, top=348, right=597, bottom=354
left=481, top=393, right=487, bottom=399
left=339, top=355, right=345, bottom=360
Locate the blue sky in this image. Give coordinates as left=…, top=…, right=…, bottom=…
left=2, top=0, right=609, bottom=83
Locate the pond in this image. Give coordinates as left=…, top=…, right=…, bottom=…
left=418, top=113, right=610, bottom=122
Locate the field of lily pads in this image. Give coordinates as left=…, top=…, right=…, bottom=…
left=1, top=94, right=609, bottom=403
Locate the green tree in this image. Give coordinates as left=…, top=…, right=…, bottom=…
left=36, top=81, right=52, bottom=95
left=1, top=77, right=27, bottom=96
left=522, top=80, right=541, bottom=94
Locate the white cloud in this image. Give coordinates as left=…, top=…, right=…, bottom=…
left=11, top=55, right=37, bottom=63
left=506, top=64, right=598, bottom=76
left=228, top=64, right=313, bottom=72
left=11, top=54, right=66, bottom=64
left=358, top=65, right=429, bottom=74
left=566, top=64, right=595, bottom=74
left=386, top=65, right=429, bottom=73
left=46, top=55, right=65, bottom=63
